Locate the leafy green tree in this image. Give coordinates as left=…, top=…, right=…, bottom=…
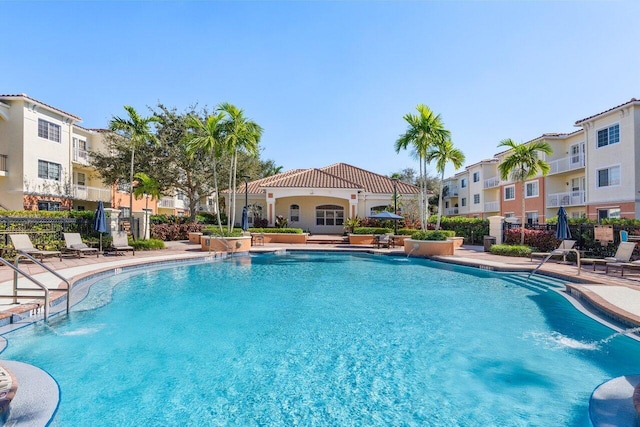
left=260, top=159, right=283, bottom=178
left=395, top=105, right=450, bottom=230
left=218, top=103, right=263, bottom=232
left=133, top=172, right=162, bottom=239
left=497, top=138, right=553, bottom=245
left=109, top=106, right=159, bottom=237
left=186, top=112, right=227, bottom=233
left=426, top=138, right=465, bottom=230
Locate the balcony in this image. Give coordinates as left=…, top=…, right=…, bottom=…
left=484, top=201, right=500, bottom=212
left=445, top=186, right=459, bottom=197
left=159, top=197, right=188, bottom=210
left=71, top=185, right=111, bottom=203
left=0, top=154, right=6, bottom=176
left=548, top=154, right=585, bottom=175
left=445, top=208, right=459, bottom=215
left=72, top=148, right=90, bottom=165
left=483, top=176, right=500, bottom=189
left=547, top=191, right=586, bottom=208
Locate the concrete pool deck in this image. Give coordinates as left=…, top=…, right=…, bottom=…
left=0, top=239, right=639, bottom=425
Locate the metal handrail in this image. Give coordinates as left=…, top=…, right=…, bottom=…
left=15, top=253, right=72, bottom=317
left=0, top=257, right=51, bottom=321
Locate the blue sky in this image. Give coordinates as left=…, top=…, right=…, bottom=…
left=4, top=1, right=640, bottom=179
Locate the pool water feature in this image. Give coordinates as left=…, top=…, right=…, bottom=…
left=2, top=252, right=639, bottom=426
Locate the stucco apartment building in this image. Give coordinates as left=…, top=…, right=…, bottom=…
left=443, top=98, right=640, bottom=223
left=0, top=94, right=188, bottom=216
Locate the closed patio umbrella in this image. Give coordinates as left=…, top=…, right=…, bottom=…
left=241, top=207, right=249, bottom=231
left=555, top=206, right=571, bottom=240
left=93, top=201, right=107, bottom=253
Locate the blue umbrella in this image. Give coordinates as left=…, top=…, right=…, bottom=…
left=555, top=206, right=571, bottom=240
left=367, top=211, right=403, bottom=220
left=93, top=201, right=107, bottom=252
left=241, top=207, right=249, bottom=231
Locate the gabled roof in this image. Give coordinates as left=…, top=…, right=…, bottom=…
left=233, top=163, right=419, bottom=194
left=0, top=93, right=82, bottom=121
left=575, top=98, right=639, bottom=125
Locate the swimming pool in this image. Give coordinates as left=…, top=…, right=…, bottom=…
left=2, top=252, right=640, bottom=426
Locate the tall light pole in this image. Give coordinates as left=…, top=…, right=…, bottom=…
left=392, top=178, right=398, bottom=234
left=242, top=175, right=250, bottom=230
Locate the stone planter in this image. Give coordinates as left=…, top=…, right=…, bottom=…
left=259, top=233, right=308, bottom=244
left=447, top=236, right=464, bottom=248
left=404, top=239, right=455, bottom=256
left=188, top=232, right=203, bottom=244
left=392, top=235, right=411, bottom=246
left=201, top=236, right=251, bottom=253
left=349, top=234, right=375, bottom=245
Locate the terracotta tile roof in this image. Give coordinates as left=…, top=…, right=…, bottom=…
left=321, top=163, right=420, bottom=194
left=232, top=163, right=420, bottom=194
left=575, top=98, right=639, bottom=125
left=0, top=94, right=82, bottom=121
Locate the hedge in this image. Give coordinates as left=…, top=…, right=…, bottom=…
left=489, top=244, right=532, bottom=257
left=410, top=230, right=449, bottom=241
left=247, top=228, right=304, bottom=234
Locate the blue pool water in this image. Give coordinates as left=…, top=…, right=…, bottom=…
left=2, top=252, right=640, bottom=426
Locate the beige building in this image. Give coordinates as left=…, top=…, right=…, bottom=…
left=227, top=163, right=420, bottom=234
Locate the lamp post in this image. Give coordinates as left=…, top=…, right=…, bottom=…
left=392, top=178, right=398, bottom=234
left=242, top=175, right=250, bottom=230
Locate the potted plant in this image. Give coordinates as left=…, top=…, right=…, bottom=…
left=404, top=230, right=455, bottom=256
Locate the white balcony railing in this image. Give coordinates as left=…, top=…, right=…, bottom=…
left=71, top=185, right=111, bottom=202
left=484, top=201, right=500, bottom=212
left=72, top=148, right=90, bottom=165
left=548, top=154, right=585, bottom=175
left=445, top=208, right=459, bottom=215
left=483, top=176, right=500, bottom=189
left=159, top=197, right=188, bottom=210
left=547, top=191, right=586, bottom=208
left=445, top=186, right=459, bottom=197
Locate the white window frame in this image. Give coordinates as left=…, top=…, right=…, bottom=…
left=460, top=178, right=467, bottom=188
left=38, top=119, right=61, bottom=143
left=596, top=165, right=621, bottom=188
left=473, top=194, right=480, bottom=204
left=505, top=212, right=515, bottom=218
left=315, top=205, right=344, bottom=226
left=37, top=160, right=61, bottom=181
left=472, top=172, right=480, bottom=183
left=504, top=185, right=515, bottom=201
left=596, top=123, right=620, bottom=149
left=290, top=204, right=300, bottom=222
left=526, top=211, right=539, bottom=225
left=461, top=198, right=467, bottom=207
left=525, top=180, right=539, bottom=198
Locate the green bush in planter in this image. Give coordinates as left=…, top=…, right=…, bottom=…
left=489, top=244, right=532, bottom=257
left=411, top=230, right=449, bottom=241
left=352, top=227, right=393, bottom=235
left=248, top=228, right=304, bottom=234
left=396, top=228, right=418, bottom=235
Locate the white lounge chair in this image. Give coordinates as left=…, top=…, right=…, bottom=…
left=107, top=232, right=135, bottom=256
left=63, top=233, right=99, bottom=258
left=581, top=241, right=636, bottom=271
left=9, top=234, right=61, bottom=261
left=530, top=240, right=576, bottom=262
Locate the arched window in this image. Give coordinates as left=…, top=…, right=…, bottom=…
left=315, top=204, right=344, bottom=226
left=248, top=204, right=263, bottom=225
left=290, top=204, right=300, bottom=222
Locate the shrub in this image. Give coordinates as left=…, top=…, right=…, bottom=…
left=428, top=216, right=489, bottom=245
left=248, top=228, right=304, bottom=234
left=201, top=227, right=243, bottom=237
left=275, top=215, right=288, bottom=228
left=489, top=244, right=532, bottom=257
left=503, top=228, right=558, bottom=252
left=411, top=230, right=449, bottom=241
left=352, top=227, right=392, bottom=235
left=253, top=218, right=269, bottom=228
left=131, top=238, right=165, bottom=250
left=150, top=223, right=203, bottom=241
left=396, top=228, right=418, bottom=235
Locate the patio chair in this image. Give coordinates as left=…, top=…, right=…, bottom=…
left=580, top=241, right=636, bottom=271
left=605, top=260, right=640, bottom=277
left=63, top=233, right=99, bottom=258
left=375, top=234, right=394, bottom=249
left=107, top=232, right=135, bottom=256
left=530, top=240, right=576, bottom=262
left=9, top=234, right=61, bottom=262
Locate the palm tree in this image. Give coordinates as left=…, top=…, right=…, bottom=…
left=497, top=138, right=553, bottom=245
left=218, top=103, right=263, bottom=232
left=395, top=104, right=450, bottom=230
left=109, top=106, right=159, bottom=239
left=426, top=138, right=465, bottom=230
left=133, top=172, right=161, bottom=239
left=185, top=113, right=226, bottom=233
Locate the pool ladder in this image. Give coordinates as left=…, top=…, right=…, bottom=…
left=0, top=252, right=71, bottom=322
